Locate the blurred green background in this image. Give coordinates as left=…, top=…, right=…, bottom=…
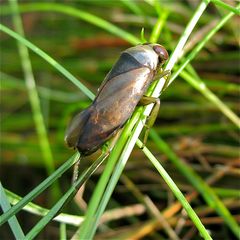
left=0, top=1, right=239, bottom=239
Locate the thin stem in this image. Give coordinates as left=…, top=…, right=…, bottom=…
left=136, top=139, right=213, bottom=240
left=8, top=0, right=56, bottom=178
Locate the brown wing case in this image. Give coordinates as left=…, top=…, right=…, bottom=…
left=77, top=67, right=153, bottom=154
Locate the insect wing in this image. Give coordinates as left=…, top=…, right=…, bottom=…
left=77, top=67, right=153, bottom=151
left=96, top=52, right=147, bottom=98
left=64, top=108, right=91, bottom=148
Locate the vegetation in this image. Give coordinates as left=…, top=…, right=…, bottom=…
left=0, top=1, right=239, bottom=239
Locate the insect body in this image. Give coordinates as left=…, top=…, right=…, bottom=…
left=65, top=43, right=169, bottom=155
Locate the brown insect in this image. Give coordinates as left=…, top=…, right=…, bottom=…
left=65, top=43, right=169, bottom=156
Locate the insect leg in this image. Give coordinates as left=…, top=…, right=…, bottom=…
left=102, top=128, right=123, bottom=154
left=138, top=96, right=160, bottom=147
left=151, top=69, right=171, bottom=93
left=161, top=70, right=171, bottom=93
left=72, top=157, right=81, bottom=185
left=154, top=69, right=171, bottom=82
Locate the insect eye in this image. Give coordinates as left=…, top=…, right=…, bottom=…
left=153, top=45, right=169, bottom=61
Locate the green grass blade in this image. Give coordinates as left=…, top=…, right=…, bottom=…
left=60, top=223, right=67, bottom=240
left=149, top=9, right=169, bottom=43
left=0, top=153, right=79, bottom=226
left=180, top=70, right=240, bottom=127
left=151, top=0, right=210, bottom=99
left=24, top=151, right=108, bottom=240
left=211, top=0, right=240, bottom=14
left=149, top=130, right=240, bottom=238
left=140, top=27, right=147, bottom=43
left=170, top=6, right=239, bottom=84
left=0, top=24, right=95, bottom=100
left=5, top=189, right=84, bottom=226
left=120, top=0, right=144, bottom=16
left=25, top=184, right=79, bottom=240
left=9, top=0, right=56, bottom=179
left=86, top=116, right=147, bottom=239
left=166, top=0, right=210, bottom=71
left=0, top=183, right=25, bottom=239
left=213, top=188, right=240, bottom=198
left=78, top=111, right=141, bottom=238
left=1, top=72, right=83, bottom=103
left=1, top=2, right=140, bottom=45
left=136, top=140, right=213, bottom=240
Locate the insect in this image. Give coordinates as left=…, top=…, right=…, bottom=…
left=65, top=43, right=169, bottom=156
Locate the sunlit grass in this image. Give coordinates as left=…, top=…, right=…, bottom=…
left=0, top=0, right=239, bottom=239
